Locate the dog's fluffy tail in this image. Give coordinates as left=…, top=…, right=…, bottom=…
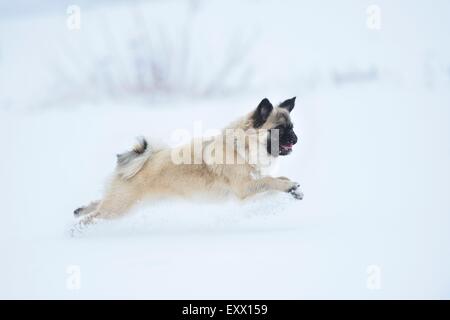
left=116, top=136, right=152, bottom=180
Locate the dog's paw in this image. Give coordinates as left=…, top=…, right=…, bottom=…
left=73, top=207, right=85, bottom=217
left=287, top=183, right=303, bottom=200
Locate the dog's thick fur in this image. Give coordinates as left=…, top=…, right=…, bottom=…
left=73, top=97, right=302, bottom=232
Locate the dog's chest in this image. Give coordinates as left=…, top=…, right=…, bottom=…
left=250, top=157, right=278, bottom=179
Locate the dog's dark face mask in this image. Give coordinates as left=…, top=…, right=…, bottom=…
left=251, top=97, right=298, bottom=157
left=270, top=120, right=298, bottom=156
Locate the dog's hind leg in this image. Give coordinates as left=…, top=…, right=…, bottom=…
left=73, top=200, right=100, bottom=217
left=70, top=209, right=102, bottom=236
left=70, top=185, right=142, bottom=236
left=94, top=184, right=142, bottom=220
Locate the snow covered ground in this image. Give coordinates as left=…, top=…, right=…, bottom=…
left=1, top=0, right=450, bottom=299
left=1, top=86, right=449, bottom=299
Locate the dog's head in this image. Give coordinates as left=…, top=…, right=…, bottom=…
left=251, top=97, right=298, bottom=157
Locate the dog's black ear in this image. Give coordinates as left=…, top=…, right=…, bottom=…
left=279, top=96, right=296, bottom=112
left=252, top=98, right=273, bottom=128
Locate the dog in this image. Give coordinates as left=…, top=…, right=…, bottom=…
left=72, top=97, right=303, bottom=233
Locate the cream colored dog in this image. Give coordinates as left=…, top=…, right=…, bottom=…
left=73, top=97, right=302, bottom=233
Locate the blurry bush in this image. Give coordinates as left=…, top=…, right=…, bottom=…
left=49, top=0, right=255, bottom=105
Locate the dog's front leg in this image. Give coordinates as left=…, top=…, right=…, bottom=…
left=232, top=176, right=303, bottom=200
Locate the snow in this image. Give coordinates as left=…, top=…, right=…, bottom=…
left=1, top=86, right=449, bottom=299
left=1, top=0, right=450, bottom=299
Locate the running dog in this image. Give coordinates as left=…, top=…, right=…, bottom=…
left=73, top=97, right=303, bottom=232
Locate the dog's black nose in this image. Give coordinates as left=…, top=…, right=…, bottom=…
left=291, top=133, right=298, bottom=145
